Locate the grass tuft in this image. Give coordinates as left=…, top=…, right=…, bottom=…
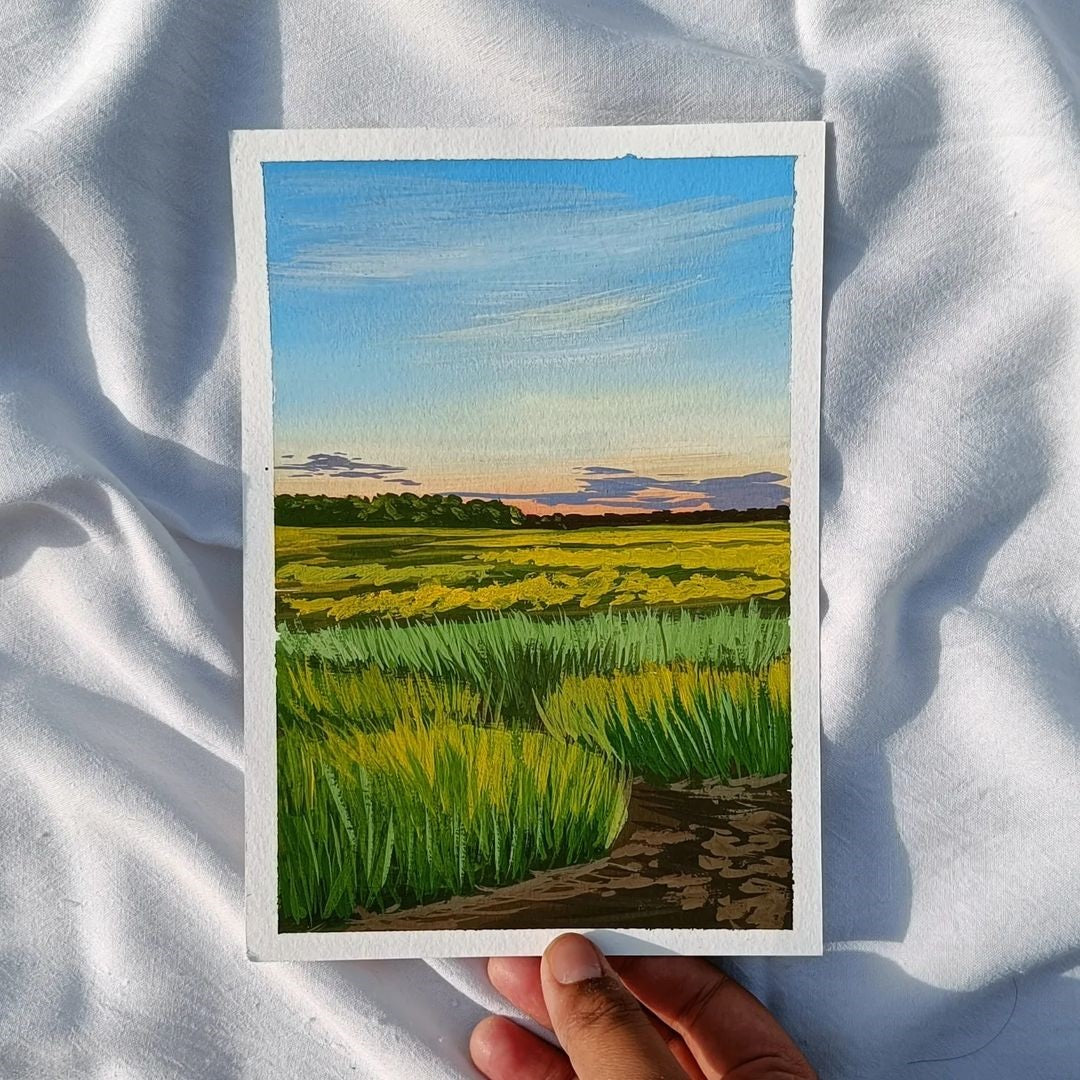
left=278, top=719, right=630, bottom=924
left=277, top=657, right=484, bottom=736
left=539, top=659, right=791, bottom=783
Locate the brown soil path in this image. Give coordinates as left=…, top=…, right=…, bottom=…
left=338, top=776, right=792, bottom=933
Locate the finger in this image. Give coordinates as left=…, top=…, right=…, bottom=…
left=470, top=1015, right=574, bottom=1080
left=488, top=956, right=551, bottom=1028
left=490, top=954, right=708, bottom=1080
left=540, top=934, right=688, bottom=1080
left=612, top=957, right=814, bottom=1079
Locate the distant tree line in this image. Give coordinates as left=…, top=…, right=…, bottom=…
left=275, top=491, right=790, bottom=530
left=536, top=505, right=790, bottom=530
left=275, top=491, right=525, bottom=528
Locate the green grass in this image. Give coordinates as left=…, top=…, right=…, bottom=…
left=539, top=659, right=792, bottom=784
left=278, top=605, right=788, bottom=726
left=278, top=657, right=484, bottom=737
left=278, top=719, right=630, bottom=924
left=276, top=606, right=792, bottom=927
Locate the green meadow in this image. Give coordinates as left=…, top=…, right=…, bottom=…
left=277, top=522, right=792, bottom=928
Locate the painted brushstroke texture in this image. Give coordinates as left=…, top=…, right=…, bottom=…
left=264, top=156, right=794, bottom=511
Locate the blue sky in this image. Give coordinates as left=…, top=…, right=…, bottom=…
left=264, top=154, right=795, bottom=513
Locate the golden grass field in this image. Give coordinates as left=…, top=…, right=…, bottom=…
left=276, top=522, right=789, bottom=624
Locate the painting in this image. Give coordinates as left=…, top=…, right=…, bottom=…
left=233, top=125, right=823, bottom=960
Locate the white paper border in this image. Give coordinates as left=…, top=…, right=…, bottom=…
left=232, top=124, right=823, bottom=961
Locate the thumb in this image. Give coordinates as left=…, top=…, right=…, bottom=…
left=540, top=935, right=687, bottom=1080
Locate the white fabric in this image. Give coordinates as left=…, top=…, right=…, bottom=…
left=2, top=1, right=1078, bottom=1076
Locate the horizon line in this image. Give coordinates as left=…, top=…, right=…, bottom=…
left=274, top=487, right=791, bottom=517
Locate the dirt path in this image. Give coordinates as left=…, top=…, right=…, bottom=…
left=338, top=776, right=792, bottom=933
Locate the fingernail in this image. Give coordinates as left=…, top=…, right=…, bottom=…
left=546, top=935, right=603, bottom=985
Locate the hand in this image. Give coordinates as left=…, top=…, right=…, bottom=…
left=470, top=933, right=815, bottom=1080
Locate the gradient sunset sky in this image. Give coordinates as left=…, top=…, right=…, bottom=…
left=264, top=154, right=795, bottom=515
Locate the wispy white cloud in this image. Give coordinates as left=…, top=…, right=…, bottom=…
left=418, top=280, right=702, bottom=343
left=269, top=191, right=790, bottom=288
left=269, top=184, right=792, bottom=382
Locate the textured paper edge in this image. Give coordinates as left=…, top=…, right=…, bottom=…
left=231, top=123, right=824, bottom=961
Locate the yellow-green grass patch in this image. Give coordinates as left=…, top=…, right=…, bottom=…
left=278, top=719, right=630, bottom=925
left=539, top=658, right=791, bottom=783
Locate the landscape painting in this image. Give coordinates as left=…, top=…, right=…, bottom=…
left=235, top=126, right=822, bottom=957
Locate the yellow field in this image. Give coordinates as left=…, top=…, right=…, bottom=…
left=276, top=522, right=789, bottom=623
